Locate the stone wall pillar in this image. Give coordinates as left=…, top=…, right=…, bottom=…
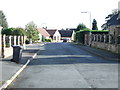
left=20, top=36, right=23, bottom=45
left=14, top=36, right=16, bottom=45
left=2, top=35, right=5, bottom=58
left=99, top=34, right=102, bottom=42
left=93, top=34, right=95, bottom=41
left=96, top=34, right=98, bottom=41
left=17, top=36, right=20, bottom=45
left=0, top=26, right=2, bottom=58
left=109, top=35, right=112, bottom=44
left=9, top=36, right=12, bottom=47
left=23, top=36, right=26, bottom=49
left=104, top=34, right=106, bottom=43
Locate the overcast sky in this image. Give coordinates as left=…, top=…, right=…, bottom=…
left=0, top=0, right=119, bottom=29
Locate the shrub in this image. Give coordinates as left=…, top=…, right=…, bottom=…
left=76, top=30, right=90, bottom=44
left=45, top=39, right=52, bottom=42
left=1, top=28, right=15, bottom=35
left=76, top=23, right=87, bottom=32
left=13, top=28, right=26, bottom=36
left=90, top=30, right=109, bottom=34
left=75, top=29, right=109, bottom=44
left=6, top=43, right=10, bottom=47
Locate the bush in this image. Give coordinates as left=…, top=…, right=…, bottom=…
left=13, top=28, right=26, bottom=36
left=45, top=39, right=52, bottom=42
left=1, top=28, right=15, bottom=35
left=76, top=29, right=90, bottom=44
left=76, top=23, right=87, bottom=32
left=75, top=29, right=109, bottom=44
left=6, top=43, right=10, bottom=47
left=90, top=30, right=109, bottom=34
left=1, top=27, right=27, bottom=36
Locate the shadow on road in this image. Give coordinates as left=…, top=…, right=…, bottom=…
left=28, top=55, right=118, bottom=66
left=28, top=43, right=118, bottom=66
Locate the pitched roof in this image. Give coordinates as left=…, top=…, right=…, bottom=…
left=58, top=30, right=73, bottom=37
left=66, top=28, right=76, bottom=31
left=37, top=28, right=50, bottom=37
left=46, top=29, right=57, bottom=36
left=107, top=13, right=120, bottom=26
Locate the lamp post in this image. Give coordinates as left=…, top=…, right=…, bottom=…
left=81, top=11, right=91, bottom=29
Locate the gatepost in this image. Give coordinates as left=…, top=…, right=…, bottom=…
left=0, top=26, right=2, bottom=58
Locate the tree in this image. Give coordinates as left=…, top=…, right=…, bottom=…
left=13, top=27, right=26, bottom=36
left=76, top=23, right=86, bottom=32
left=25, top=21, right=39, bottom=43
left=1, top=28, right=15, bottom=35
left=92, top=19, right=98, bottom=30
left=0, top=10, right=8, bottom=29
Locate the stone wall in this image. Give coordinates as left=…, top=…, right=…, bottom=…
left=89, top=34, right=120, bottom=54
left=0, top=26, right=2, bottom=58
left=1, top=35, right=26, bottom=58
left=91, top=41, right=120, bottom=54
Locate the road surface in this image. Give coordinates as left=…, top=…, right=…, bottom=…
left=8, top=43, right=118, bottom=88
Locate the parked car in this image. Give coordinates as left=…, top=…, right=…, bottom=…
left=63, top=39, right=67, bottom=42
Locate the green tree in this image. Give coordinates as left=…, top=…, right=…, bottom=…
left=0, top=10, right=8, bottom=29
left=76, top=23, right=86, bottom=32
left=25, top=21, right=39, bottom=43
left=13, top=27, right=26, bottom=36
left=1, top=28, right=15, bottom=35
left=92, top=19, right=98, bottom=30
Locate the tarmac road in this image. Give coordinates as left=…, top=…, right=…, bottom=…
left=8, top=43, right=118, bottom=88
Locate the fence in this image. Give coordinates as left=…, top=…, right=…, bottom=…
left=1, top=35, right=26, bottom=58
left=0, top=27, right=2, bottom=58
left=90, top=34, right=120, bottom=44
left=85, top=33, right=120, bottom=54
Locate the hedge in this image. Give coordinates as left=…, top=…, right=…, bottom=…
left=90, top=30, right=109, bottom=34
left=75, top=30, right=109, bottom=44
left=1, top=28, right=26, bottom=36
left=1, top=28, right=15, bottom=35
left=76, top=30, right=90, bottom=44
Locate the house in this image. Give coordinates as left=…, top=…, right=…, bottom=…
left=101, top=10, right=120, bottom=44
left=37, top=28, right=50, bottom=42
left=58, top=29, right=75, bottom=42
left=107, top=12, right=120, bottom=36
left=107, top=11, right=120, bottom=44
left=46, top=29, right=61, bottom=42
left=66, top=28, right=76, bottom=31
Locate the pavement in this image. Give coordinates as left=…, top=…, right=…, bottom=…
left=0, top=43, right=45, bottom=89
left=0, top=42, right=119, bottom=89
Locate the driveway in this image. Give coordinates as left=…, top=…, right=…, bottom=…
left=8, top=43, right=118, bottom=88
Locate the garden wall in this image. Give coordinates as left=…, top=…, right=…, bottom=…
left=91, top=41, right=120, bottom=54
left=89, top=34, right=120, bottom=54
left=1, top=35, right=26, bottom=58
